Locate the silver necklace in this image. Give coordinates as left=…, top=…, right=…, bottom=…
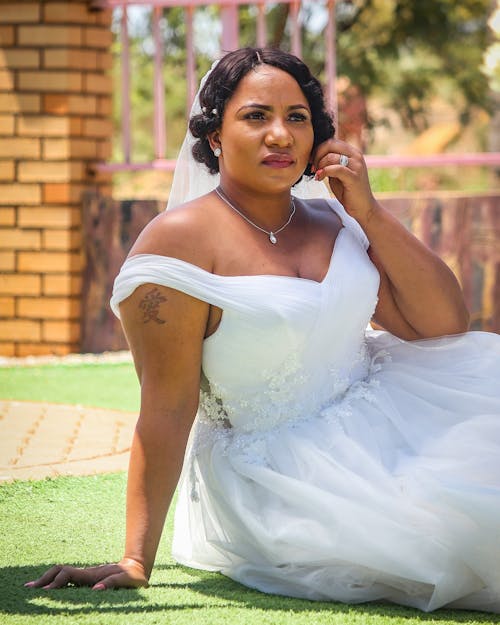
left=215, top=186, right=296, bottom=244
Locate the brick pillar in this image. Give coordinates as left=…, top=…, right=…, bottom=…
left=0, top=1, right=112, bottom=356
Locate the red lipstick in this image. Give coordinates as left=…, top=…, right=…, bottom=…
left=262, top=153, right=294, bottom=168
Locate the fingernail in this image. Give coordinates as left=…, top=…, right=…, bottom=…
left=24, top=582, right=35, bottom=587
left=314, top=169, right=323, bottom=180
left=93, top=583, right=105, bottom=591
left=310, top=164, right=316, bottom=173
left=42, top=585, right=51, bottom=590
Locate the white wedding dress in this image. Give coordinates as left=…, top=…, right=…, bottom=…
left=111, top=199, right=500, bottom=613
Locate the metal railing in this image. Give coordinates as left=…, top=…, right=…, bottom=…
left=91, top=0, right=500, bottom=174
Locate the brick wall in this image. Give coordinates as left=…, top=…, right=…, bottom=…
left=0, top=1, right=113, bottom=356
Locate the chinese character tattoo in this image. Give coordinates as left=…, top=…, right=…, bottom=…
left=139, top=287, right=167, bottom=324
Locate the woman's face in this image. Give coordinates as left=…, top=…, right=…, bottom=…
left=212, top=64, right=314, bottom=194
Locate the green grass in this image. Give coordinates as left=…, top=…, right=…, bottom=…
left=1, top=475, right=498, bottom=625
left=0, top=363, right=140, bottom=411
left=1, top=364, right=499, bottom=624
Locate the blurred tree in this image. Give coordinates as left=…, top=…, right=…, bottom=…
left=482, top=1, right=500, bottom=92
left=314, top=0, right=491, bottom=131
left=482, top=0, right=499, bottom=165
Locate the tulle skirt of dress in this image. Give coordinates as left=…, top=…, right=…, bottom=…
left=173, top=331, right=500, bottom=613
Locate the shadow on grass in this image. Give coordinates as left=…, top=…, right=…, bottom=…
left=1, top=563, right=497, bottom=621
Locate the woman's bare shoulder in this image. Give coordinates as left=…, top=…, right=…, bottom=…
left=127, top=194, right=216, bottom=271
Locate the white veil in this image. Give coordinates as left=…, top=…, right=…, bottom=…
left=166, top=60, right=331, bottom=211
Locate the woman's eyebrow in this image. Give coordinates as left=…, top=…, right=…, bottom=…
left=237, top=103, right=272, bottom=113
left=289, top=104, right=311, bottom=111
left=236, top=103, right=310, bottom=113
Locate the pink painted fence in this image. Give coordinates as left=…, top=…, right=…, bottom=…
left=90, top=0, right=500, bottom=175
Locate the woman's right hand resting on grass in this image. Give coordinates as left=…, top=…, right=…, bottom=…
left=25, top=557, right=149, bottom=590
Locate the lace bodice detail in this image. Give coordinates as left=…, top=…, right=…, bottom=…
left=198, top=343, right=375, bottom=434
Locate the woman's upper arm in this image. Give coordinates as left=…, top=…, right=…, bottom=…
left=119, top=282, right=210, bottom=424
left=368, top=248, right=421, bottom=341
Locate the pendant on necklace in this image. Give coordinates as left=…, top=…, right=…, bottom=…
left=269, top=232, right=277, bottom=244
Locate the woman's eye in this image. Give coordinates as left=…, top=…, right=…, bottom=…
left=244, top=111, right=266, bottom=120
left=289, top=112, right=308, bottom=122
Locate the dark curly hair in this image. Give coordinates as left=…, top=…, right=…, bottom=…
left=189, top=47, right=334, bottom=178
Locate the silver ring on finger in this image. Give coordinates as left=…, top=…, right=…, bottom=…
left=339, top=154, right=349, bottom=167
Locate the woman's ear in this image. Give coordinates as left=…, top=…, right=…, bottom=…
left=208, top=131, right=221, bottom=153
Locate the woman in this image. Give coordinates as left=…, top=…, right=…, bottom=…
left=26, top=48, right=500, bottom=613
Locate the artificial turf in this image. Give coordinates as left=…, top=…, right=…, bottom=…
left=0, top=363, right=140, bottom=411
left=0, top=363, right=498, bottom=625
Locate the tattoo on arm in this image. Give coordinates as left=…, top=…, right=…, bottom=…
left=138, top=287, right=167, bottom=324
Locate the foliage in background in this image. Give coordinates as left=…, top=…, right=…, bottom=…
left=334, top=0, right=491, bottom=130
left=112, top=6, right=214, bottom=162
left=482, top=1, right=500, bottom=92
left=110, top=0, right=493, bottom=164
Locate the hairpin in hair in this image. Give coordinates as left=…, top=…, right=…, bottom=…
left=201, top=107, right=218, bottom=117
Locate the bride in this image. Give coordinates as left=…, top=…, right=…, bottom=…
left=26, top=47, right=500, bottom=613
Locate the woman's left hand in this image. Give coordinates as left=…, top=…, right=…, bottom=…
left=312, top=139, right=377, bottom=226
